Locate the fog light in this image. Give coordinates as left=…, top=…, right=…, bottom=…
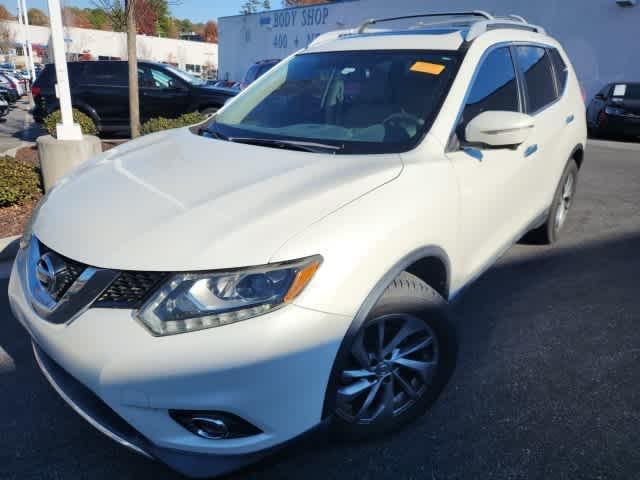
left=189, top=417, right=230, bottom=440
left=170, top=410, right=262, bottom=440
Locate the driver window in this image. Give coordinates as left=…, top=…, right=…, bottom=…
left=139, top=67, right=175, bottom=89
left=456, top=47, right=520, bottom=144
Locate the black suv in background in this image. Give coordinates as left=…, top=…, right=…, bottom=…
left=587, top=82, right=640, bottom=139
left=32, top=61, right=238, bottom=135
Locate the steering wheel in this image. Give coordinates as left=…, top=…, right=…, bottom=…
left=382, top=111, right=423, bottom=133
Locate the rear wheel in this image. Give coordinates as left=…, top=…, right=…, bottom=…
left=331, top=272, right=457, bottom=438
left=527, top=159, right=578, bottom=244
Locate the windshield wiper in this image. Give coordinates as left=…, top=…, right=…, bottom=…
left=227, top=137, right=342, bottom=153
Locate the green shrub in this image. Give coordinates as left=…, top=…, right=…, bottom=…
left=0, top=156, right=41, bottom=207
left=142, top=112, right=207, bottom=135
left=44, top=109, right=97, bottom=138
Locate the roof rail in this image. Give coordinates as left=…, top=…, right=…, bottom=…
left=354, top=11, right=546, bottom=41
left=356, top=11, right=493, bottom=34
left=466, top=19, right=546, bottom=40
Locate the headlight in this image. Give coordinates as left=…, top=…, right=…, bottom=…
left=137, top=256, right=322, bottom=336
left=605, top=105, right=626, bottom=116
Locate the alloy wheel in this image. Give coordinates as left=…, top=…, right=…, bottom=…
left=555, top=171, right=575, bottom=231
left=335, top=314, right=439, bottom=424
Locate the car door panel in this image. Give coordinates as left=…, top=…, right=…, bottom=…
left=139, top=65, right=190, bottom=122
left=448, top=46, right=536, bottom=280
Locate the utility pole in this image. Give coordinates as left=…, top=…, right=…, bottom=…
left=19, top=0, right=37, bottom=82
left=45, top=0, right=82, bottom=140
left=16, top=0, right=28, bottom=72
left=126, top=0, right=140, bottom=138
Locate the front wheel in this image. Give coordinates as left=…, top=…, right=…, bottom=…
left=331, top=272, right=457, bottom=438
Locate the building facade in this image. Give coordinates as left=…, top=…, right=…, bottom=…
left=218, top=0, right=640, bottom=99
left=1, top=21, right=218, bottom=77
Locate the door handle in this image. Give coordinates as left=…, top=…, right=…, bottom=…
left=524, top=144, right=538, bottom=157
left=566, top=114, right=575, bottom=124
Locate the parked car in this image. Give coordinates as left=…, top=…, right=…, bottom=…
left=0, top=85, right=18, bottom=105
left=587, top=82, right=640, bottom=138
left=239, top=58, right=280, bottom=90
left=0, top=96, right=8, bottom=118
left=31, top=61, right=238, bottom=135
left=206, top=79, right=240, bottom=90
left=9, top=12, right=585, bottom=478
left=0, top=72, right=24, bottom=96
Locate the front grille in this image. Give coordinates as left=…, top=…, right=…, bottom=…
left=38, top=240, right=167, bottom=309
left=39, top=243, right=86, bottom=301
left=95, top=271, right=168, bottom=308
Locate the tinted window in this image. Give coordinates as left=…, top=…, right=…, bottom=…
left=549, top=49, right=568, bottom=94
left=458, top=47, right=519, bottom=138
left=84, top=62, right=127, bottom=86
left=34, top=63, right=86, bottom=88
left=515, top=46, right=557, bottom=113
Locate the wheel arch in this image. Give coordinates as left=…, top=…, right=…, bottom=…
left=571, top=143, right=585, bottom=169
left=321, top=246, right=451, bottom=419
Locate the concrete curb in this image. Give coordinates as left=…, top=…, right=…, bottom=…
left=0, top=141, right=35, bottom=158
left=0, top=235, right=20, bottom=262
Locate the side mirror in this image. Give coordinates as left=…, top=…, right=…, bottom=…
left=465, top=111, right=534, bottom=148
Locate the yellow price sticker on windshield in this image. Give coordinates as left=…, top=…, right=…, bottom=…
left=410, top=62, right=446, bottom=75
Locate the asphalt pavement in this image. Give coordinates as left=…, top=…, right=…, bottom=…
left=0, top=100, right=45, bottom=154
left=0, top=140, right=639, bottom=479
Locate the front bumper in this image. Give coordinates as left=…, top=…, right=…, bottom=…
left=9, top=249, right=349, bottom=477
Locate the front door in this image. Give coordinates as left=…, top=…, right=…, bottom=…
left=447, top=46, right=536, bottom=281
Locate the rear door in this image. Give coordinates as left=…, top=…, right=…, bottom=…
left=512, top=45, right=570, bottom=212
left=81, top=62, right=129, bottom=129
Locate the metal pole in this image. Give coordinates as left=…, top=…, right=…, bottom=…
left=16, top=0, right=28, bottom=73
left=19, top=0, right=37, bottom=82
left=45, top=0, right=81, bottom=140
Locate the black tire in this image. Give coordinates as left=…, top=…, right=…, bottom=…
left=331, top=272, right=457, bottom=439
left=526, top=159, right=579, bottom=245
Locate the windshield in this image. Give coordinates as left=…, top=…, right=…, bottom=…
left=164, top=64, right=205, bottom=86
left=210, top=50, right=460, bottom=154
left=612, top=83, right=640, bottom=100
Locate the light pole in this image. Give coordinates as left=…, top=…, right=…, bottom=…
left=45, top=0, right=82, bottom=140
left=19, top=0, right=37, bottom=82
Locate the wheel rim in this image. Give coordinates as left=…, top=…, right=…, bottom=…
left=554, top=171, right=575, bottom=232
left=335, top=314, right=439, bottom=424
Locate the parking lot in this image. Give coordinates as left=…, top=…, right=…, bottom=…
left=0, top=139, right=637, bottom=479
left=0, top=100, right=44, bottom=154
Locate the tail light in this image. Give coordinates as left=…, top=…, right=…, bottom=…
left=31, top=86, right=41, bottom=96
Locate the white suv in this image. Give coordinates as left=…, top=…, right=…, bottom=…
left=9, top=12, right=586, bottom=478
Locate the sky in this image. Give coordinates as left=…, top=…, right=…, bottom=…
left=10, top=0, right=255, bottom=23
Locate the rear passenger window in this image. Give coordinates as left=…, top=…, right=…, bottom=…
left=84, top=62, right=127, bottom=87
left=458, top=47, right=519, bottom=140
left=514, top=46, right=557, bottom=113
left=549, top=49, right=568, bottom=94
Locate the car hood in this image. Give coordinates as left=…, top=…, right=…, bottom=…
left=34, top=128, right=402, bottom=271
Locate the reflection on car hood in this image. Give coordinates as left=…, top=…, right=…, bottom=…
left=34, top=128, right=403, bottom=271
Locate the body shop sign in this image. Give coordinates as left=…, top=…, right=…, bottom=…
left=262, top=6, right=331, bottom=50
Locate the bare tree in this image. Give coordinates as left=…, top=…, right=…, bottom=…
left=93, top=0, right=141, bottom=137
left=0, top=20, right=15, bottom=56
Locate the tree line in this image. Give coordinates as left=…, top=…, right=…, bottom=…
left=0, top=1, right=218, bottom=43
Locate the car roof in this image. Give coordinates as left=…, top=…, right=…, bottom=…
left=307, top=13, right=552, bottom=53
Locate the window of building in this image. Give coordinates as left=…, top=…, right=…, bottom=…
left=514, top=46, right=558, bottom=113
